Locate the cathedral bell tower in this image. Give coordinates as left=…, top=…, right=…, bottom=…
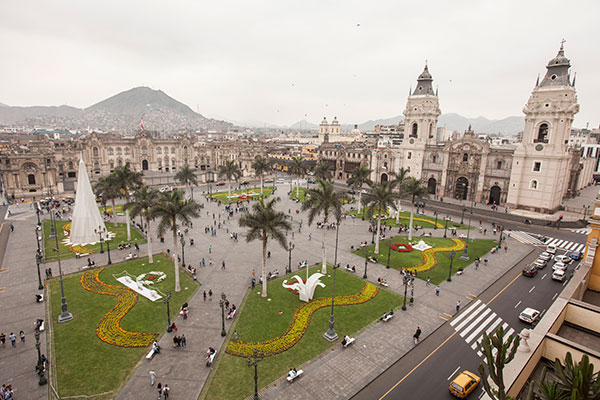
left=506, top=42, right=579, bottom=213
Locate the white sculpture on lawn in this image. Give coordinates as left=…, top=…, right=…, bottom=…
left=282, top=272, right=326, bottom=302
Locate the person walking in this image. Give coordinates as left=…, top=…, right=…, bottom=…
left=426, top=277, right=431, bottom=287
left=413, top=327, right=422, bottom=344
left=208, top=289, right=213, bottom=301
left=456, top=300, right=461, bottom=313
left=162, top=384, right=170, bottom=399
left=181, top=335, right=186, bottom=348
left=149, top=369, right=156, bottom=386
left=19, top=330, right=25, bottom=343
left=221, top=260, right=226, bottom=269
left=9, top=224, right=14, bottom=232
left=9, top=332, right=16, bottom=347
left=157, top=383, right=162, bottom=399
left=203, top=290, right=207, bottom=301
left=208, top=244, right=212, bottom=254
left=435, top=286, right=440, bottom=296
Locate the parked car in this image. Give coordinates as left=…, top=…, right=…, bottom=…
left=552, top=262, right=567, bottom=271
left=522, top=264, right=538, bottom=277
left=546, top=244, right=557, bottom=254
left=552, top=269, right=566, bottom=282
left=519, top=307, right=541, bottom=324
left=533, top=259, right=547, bottom=269
left=276, top=178, right=285, bottom=184
left=307, top=178, right=315, bottom=184
left=240, top=181, right=249, bottom=186
left=216, top=181, right=226, bottom=186
left=538, top=252, right=552, bottom=261
left=554, top=254, right=572, bottom=264
left=347, top=189, right=356, bottom=194
left=449, top=370, right=480, bottom=398
left=569, top=251, right=583, bottom=261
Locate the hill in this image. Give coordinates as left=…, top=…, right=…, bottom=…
left=0, top=105, right=82, bottom=125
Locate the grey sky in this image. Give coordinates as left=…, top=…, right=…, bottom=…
left=1, top=0, right=598, bottom=128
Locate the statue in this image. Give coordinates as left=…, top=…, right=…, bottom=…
left=282, top=272, right=326, bottom=302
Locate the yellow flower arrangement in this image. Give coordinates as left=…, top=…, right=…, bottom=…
left=408, top=239, right=465, bottom=273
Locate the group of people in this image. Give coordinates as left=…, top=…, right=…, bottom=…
left=0, top=384, right=15, bottom=399
left=0, top=331, right=25, bottom=347
left=172, top=334, right=187, bottom=348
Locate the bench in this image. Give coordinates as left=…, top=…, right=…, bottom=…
left=344, top=266, right=355, bottom=273
left=287, top=369, right=304, bottom=382
left=380, top=313, right=394, bottom=322
left=378, top=281, right=389, bottom=287
left=206, top=352, right=216, bottom=367
left=79, top=265, right=92, bottom=272
left=125, top=254, right=138, bottom=261
left=226, top=309, right=237, bottom=320
left=342, top=337, right=355, bottom=348
left=146, top=349, right=155, bottom=360
left=35, top=320, right=45, bottom=332
left=35, top=294, right=44, bottom=303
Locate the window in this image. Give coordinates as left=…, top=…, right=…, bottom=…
left=124, top=147, right=130, bottom=155
left=183, top=146, right=188, bottom=155
left=93, top=147, right=99, bottom=157
left=68, top=161, right=74, bottom=170
left=431, top=155, right=437, bottom=163
left=411, top=123, right=418, bottom=138
left=497, top=161, right=502, bottom=169
left=164, top=147, right=169, bottom=154
left=108, top=147, right=114, bottom=155
left=533, top=162, right=542, bottom=172
left=535, top=123, right=549, bottom=143
left=116, top=147, right=122, bottom=156
left=157, top=147, right=162, bottom=155
left=407, top=152, right=412, bottom=160
left=141, top=146, right=147, bottom=155
left=117, top=159, right=123, bottom=167
left=28, top=174, right=36, bottom=185
left=94, top=161, right=100, bottom=170
left=171, top=147, right=175, bottom=154
left=109, top=160, right=114, bottom=170
left=463, top=153, right=468, bottom=162
left=530, top=180, right=538, bottom=190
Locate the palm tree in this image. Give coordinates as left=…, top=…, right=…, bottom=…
left=151, top=190, right=200, bottom=292
left=125, top=186, right=158, bottom=263
left=289, top=156, right=305, bottom=199
left=390, top=167, right=411, bottom=224
left=301, top=179, right=345, bottom=273
left=238, top=198, right=291, bottom=297
left=402, top=177, right=429, bottom=241
left=346, top=165, right=372, bottom=216
left=362, top=181, right=398, bottom=254
left=314, top=161, right=333, bottom=182
left=113, top=163, right=143, bottom=241
left=251, top=156, right=271, bottom=197
left=94, top=174, right=120, bottom=227
left=218, top=160, right=242, bottom=201
left=174, top=164, right=198, bottom=199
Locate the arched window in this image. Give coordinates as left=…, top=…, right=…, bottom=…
left=164, top=146, right=169, bottom=154
left=530, top=180, right=538, bottom=189
left=428, top=123, right=433, bottom=138
left=124, top=147, right=130, bottom=155
left=92, top=147, right=99, bottom=157
left=141, top=146, right=147, bottom=155
left=535, top=123, right=549, bottom=143
left=28, top=174, right=36, bottom=185
left=109, top=160, right=114, bottom=170
left=431, top=154, right=437, bottom=163
left=171, top=147, right=175, bottom=154
left=157, top=147, right=162, bottom=155
left=183, top=146, right=188, bottom=155
left=68, top=161, right=74, bottom=170
left=463, top=153, right=468, bottom=162
left=94, top=161, right=100, bottom=170
left=108, top=147, right=114, bottom=156
left=411, top=123, right=418, bottom=138
left=117, top=159, right=123, bottom=167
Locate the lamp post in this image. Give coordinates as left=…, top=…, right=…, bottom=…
left=35, top=204, right=41, bottom=226
left=371, top=219, right=376, bottom=244
left=410, top=277, right=415, bottom=305
left=34, top=330, right=47, bottom=386
left=447, top=250, right=455, bottom=282
left=51, top=210, right=72, bottom=323
left=180, top=235, right=186, bottom=268
left=363, top=250, right=369, bottom=279
left=247, top=348, right=264, bottom=400
left=287, top=241, right=295, bottom=274
left=35, top=226, right=44, bottom=290
left=402, top=273, right=410, bottom=311
left=105, top=236, right=112, bottom=265
left=434, top=211, right=438, bottom=230
left=443, top=216, right=449, bottom=238
left=324, top=218, right=340, bottom=342
left=386, top=238, right=392, bottom=269
left=498, top=225, right=504, bottom=249
left=460, top=207, right=466, bottom=225
left=219, top=292, right=227, bottom=337
left=163, top=290, right=172, bottom=332
left=94, top=227, right=105, bottom=254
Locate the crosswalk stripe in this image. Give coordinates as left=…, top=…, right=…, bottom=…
left=548, top=238, right=560, bottom=247
left=455, top=304, right=487, bottom=332
left=555, top=239, right=566, bottom=248
left=465, top=312, right=497, bottom=344
left=564, top=242, right=576, bottom=251
left=544, top=237, right=552, bottom=245
left=505, top=328, right=515, bottom=339
left=461, top=308, right=492, bottom=338
left=575, top=243, right=585, bottom=252
left=450, top=300, right=482, bottom=327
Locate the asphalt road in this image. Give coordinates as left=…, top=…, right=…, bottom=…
left=352, top=243, right=582, bottom=400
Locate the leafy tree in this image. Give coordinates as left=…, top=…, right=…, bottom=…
left=151, top=190, right=200, bottom=292
left=251, top=156, right=271, bottom=197
left=218, top=160, right=242, bottom=201
left=238, top=198, right=291, bottom=297
left=478, top=326, right=521, bottom=400
left=390, top=167, right=410, bottom=224
left=401, top=177, right=429, bottom=241
left=125, top=186, right=158, bottom=263
left=314, top=161, right=333, bottom=182
left=174, top=164, right=198, bottom=199
left=94, top=174, right=121, bottom=226
left=362, top=181, right=398, bottom=254
left=112, top=163, right=143, bottom=241
left=289, top=156, right=305, bottom=199
left=301, top=179, right=345, bottom=273
left=346, top=165, right=372, bottom=215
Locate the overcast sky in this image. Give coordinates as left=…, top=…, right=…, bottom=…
left=1, top=0, right=598, bottom=128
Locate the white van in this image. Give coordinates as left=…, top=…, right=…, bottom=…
left=546, top=245, right=557, bottom=255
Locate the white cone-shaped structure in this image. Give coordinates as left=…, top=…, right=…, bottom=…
left=70, top=159, right=106, bottom=245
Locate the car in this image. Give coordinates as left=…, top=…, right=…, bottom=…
left=546, top=244, right=557, bottom=254
left=347, top=189, right=356, bottom=194
left=569, top=251, right=583, bottom=261
left=449, top=370, right=480, bottom=398
left=554, top=254, right=572, bottom=264
left=533, top=259, right=547, bottom=269
left=519, top=307, right=541, bottom=324
left=307, top=178, right=315, bottom=184
left=276, top=178, right=285, bottom=184
left=159, top=185, right=172, bottom=193
left=216, top=181, right=226, bottom=186
left=538, top=252, right=552, bottom=261
left=240, top=181, right=249, bottom=186
left=552, top=262, right=567, bottom=271
left=522, top=264, right=538, bottom=277
left=552, top=269, right=566, bottom=281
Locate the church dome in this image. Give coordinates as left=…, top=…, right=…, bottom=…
left=547, top=45, right=570, bottom=68
left=417, top=65, right=433, bottom=81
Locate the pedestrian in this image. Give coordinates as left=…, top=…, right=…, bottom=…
left=19, top=330, right=25, bottom=343
left=10, top=224, right=14, bottom=232
left=413, top=327, right=422, bottom=344
left=208, top=289, right=213, bottom=301
left=221, top=260, right=225, bottom=269
left=149, top=369, right=156, bottom=386
left=426, top=277, right=430, bottom=287
left=456, top=300, right=461, bottom=313
left=203, top=290, right=207, bottom=301
left=234, top=330, right=239, bottom=341
left=163, top=384, right=170, bottom=399
left=208, top=244, right=212, bottom=254
left=0, top=332, right=5, bottom=346
left=181, top=335, right=186, bottom=348
left=9, top=332, right=16, bottom=347
left=157, top=383, right=162, bottom=399
left=309, top=233, right=312, bottom=241
left=202, top=257, right=205, bottom=267
left=252, top=269, right=255, bottom=278
left=435, top=286, right=440, bottom=296
left=251, top=277, right=255, bottom=288
left=504, top=244, right=508, bottom=252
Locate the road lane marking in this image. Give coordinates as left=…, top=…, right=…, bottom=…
left=529, top=286, right=535, bottom=293
left=440, top=315, right=449, bottom=321
left=443, top=313, right=452, bottom=318
left=448, top=366, right=461, bottom=381
left=514, top=300, right=521, bottom=309
left=541, top=273, right=546, bottom=280
left=488, top=272, right=521, bottom=304
left=455, top=304, right=487, bottom=331
left=461, top=308, right=491, bottom=338
left=563, top=279, right=568, bottom=286
left=465, top=313, right=497, bottom=344
left=552, top=292, right=558, bottom=300
left=450, top=299, right=481, bottom=326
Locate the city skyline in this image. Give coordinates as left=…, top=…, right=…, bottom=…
left=1, top=0, right=599, bottom=128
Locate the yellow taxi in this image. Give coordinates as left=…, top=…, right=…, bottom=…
left=449, top=370, right=480, bottom=398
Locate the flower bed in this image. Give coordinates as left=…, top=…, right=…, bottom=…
left=80, top=269, right=156, bottom=347
left=136, top=271, right=166, bottom=286
left=409, top=238, right=465, bottom=273
left=226, top=282, right=378, bottom=358
left=390, top=243, right=413, bottom=252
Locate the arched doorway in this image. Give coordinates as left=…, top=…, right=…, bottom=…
left=142, top=160, right=149, bottom=171
left=381, top=173, right=388, bottom=182
left=489, top=186, right=501, bottom=205
left=427, top=178, right=436, bottom=194
left=455, top=177, right=469, bottom=200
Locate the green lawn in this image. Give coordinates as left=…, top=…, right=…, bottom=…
left=48, top=254, right=198, bottom=398
left=42, top=220, right=146, bottom=262
left=350, top=209, right=472, bottom=230
left=202, top=264, right=402, bottom=400
left=206, top=186, right=274, bottom=204
left=99, top=205, right=124, bottom=214
left=353, top=236, right=497, bottom=285
left=290, top=187, right=353, bottom=204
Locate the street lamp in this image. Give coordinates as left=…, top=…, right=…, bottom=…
left=460, top=207, right=466, bottom=225
left=386, top=238, right=392, bottom=269
left=371, top=219, right=376, bottom=244
left=410, top=277, right=414, bottom=305
left=35, top=226, right=43, bottom=290
left=163, top=290, right=172, bottom=332
left=363, top=250, right=369, bottom=279
left=324, top=218, right=340, bottom=342
left=443, top=216, right=449, bottom=238
left=180, top=235, right=186, bottom=268
left=498, top=225, right=504, bottom=249
left=51, top=210, right=72, bottom=323
left=219, top=293, right=227, bottom=337
left=35, top=204, right=41, bottom=226
left=34, top=330, right=47, bottom=386
left=287, top=241, right=295, bottom=274
left=247, top=348, right=264, bottom=400
left=105, top=235, right=112, bottom=265
left=447, top=250, right=455, bottom=282
left=94, top=227, right=105, bottom=254
left=402, top=274, right=410, bottom=311
left=434, top=211, right=438, bottom=230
